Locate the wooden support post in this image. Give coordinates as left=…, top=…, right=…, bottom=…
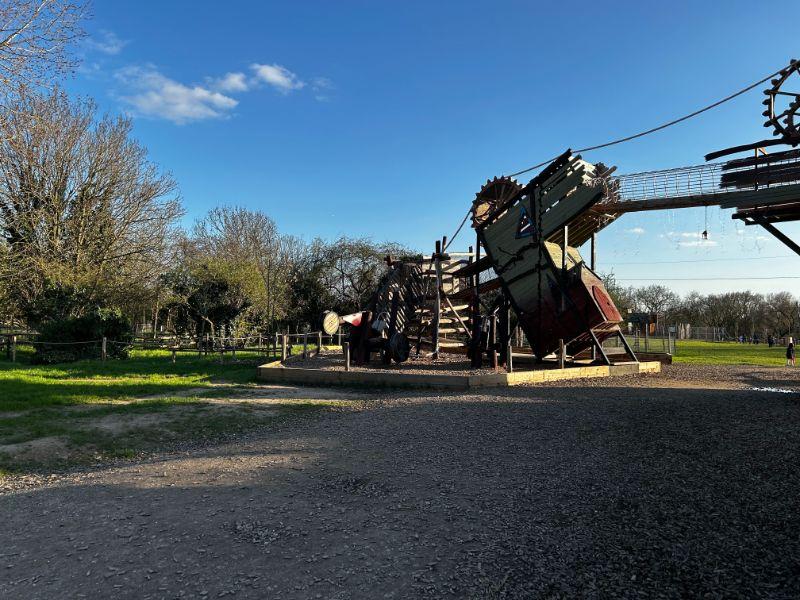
left=232, top=338, right=236, bottom=359
left=10, top=335, right=16, bottom=363
left=273, top=332, right=278, bottom=358
left=432, top=240, right=442, bottom=359
left=102, top=337, right=107, bottom=361
left=561, top=225, right=569, bottom=314
left=469, top=241, right=483, bottom=368
left=317, top=331, right=323, bottom=357
left=507, top=342, right=513, bottom=373
left=343, top=342, right=351, bottom=371
left=258, top=334, right=262, bottom=355
left=558, top=338, right=565, bottom=369
left=303, top=333, right=308, bottom=359
left=590, top=232, right=597, bottom=271
left=489, top=314, right=498, bottom=370
left=281, top=334, right=288, bottom=362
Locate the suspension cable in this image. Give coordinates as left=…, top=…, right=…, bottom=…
left=441, top=60, right=795, bottom=250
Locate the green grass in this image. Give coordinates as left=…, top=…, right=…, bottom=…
left=0, top=346, right=276, bottom=411
left=674, top=340, right=788, bottom=366
left=0, top=345, right=342, bottom=474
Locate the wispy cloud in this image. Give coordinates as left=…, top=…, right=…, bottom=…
left=115, top=66, right=238, bottom=124
left=85, top=30, right=128, bottom=55
left=624, top=227, right=645, bottom=235
left=678, top=239, right=718, bottom=248
left=211, top=72, right=249, bottom=93
left=113, top=61, right=332, bottom=124
left=251, top=63, right=305, bottom=93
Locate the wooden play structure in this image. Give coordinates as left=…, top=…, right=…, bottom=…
left=324, top=58, right=800, bottom=371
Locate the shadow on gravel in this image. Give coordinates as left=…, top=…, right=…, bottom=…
left=1, top=386, right=800, bottom=599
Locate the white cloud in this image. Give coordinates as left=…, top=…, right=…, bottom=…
left=624, top=227, right=645, bottom=235
left=678, top=239, right=718, bottom=248
left=115, top=66, right=238, bottom=124
left=251, top=63, right=305, bottom=93
left=212, top=72, right=249, bottom=92
left=86, top=30, right=127, bottom=55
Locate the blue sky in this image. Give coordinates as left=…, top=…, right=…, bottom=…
left=68, top=0, right=800, bottom=295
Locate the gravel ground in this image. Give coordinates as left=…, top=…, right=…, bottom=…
left=1, top=364, right=800, bottom=599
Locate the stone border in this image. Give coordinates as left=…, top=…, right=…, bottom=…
left=256, top=360, right=661, bottom=390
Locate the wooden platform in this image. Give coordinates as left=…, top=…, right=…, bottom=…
left=256, top=360, right=661, bottom=390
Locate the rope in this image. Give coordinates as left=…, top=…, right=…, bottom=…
left=507, top=62, right=792, bottom=179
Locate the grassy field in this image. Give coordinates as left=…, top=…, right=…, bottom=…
left=674, top=340, right=788, bottom=366
left=0, top=346, right=334, bottom=474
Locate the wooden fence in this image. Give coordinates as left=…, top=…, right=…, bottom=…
left=2, top=331, right=343, bottom=363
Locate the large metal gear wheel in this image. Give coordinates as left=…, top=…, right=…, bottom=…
left=763, top=59, right=800, bottom=143
left=471, top=176, right=522, bottom=226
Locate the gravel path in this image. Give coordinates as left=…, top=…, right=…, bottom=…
left=1, top=364, right=800, bottom=599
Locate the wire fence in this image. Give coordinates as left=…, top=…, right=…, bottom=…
left=1, top=330, right=344, bottom=363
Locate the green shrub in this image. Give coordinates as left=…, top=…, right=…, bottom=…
left=32, top=309, right=133, bottom=364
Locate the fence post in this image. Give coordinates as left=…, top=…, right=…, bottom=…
left=101, top=337, right=107, bottom=361
left=343, top=341, right=351, bottom=372
left=558, top=338, right=565, bottom=369
left=303, top=333, right=308, bottom=359
left=645, top=326, right=649, bottom=352
left=11, top=335, right=16, bottom=363
left=232, top=337, right=236, bottom=359
left=281, top=334, right=288, bottom=362
left=258, top=334, right=262, bottom=355
left=172, top=347, right=177, bottom=363
left=506, top=342, right=513, bottom=373
left=317, top=331, right=323, bottom=357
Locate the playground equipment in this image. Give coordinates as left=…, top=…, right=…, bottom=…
left=329, top=58, right=800, bottom=369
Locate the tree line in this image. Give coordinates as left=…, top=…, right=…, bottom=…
left=605, top=278, right=800, bottom=339
left=0, top=90, right=407, bottom=336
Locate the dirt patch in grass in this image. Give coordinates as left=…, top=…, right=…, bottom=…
left=0, top=436, right=71, bottom=463
left=0, top=385, right=352, bottom=474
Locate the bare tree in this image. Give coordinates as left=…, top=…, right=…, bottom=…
left=0, top=0, right=88, bottom=87
left=0, top=86, right=182, bottom=323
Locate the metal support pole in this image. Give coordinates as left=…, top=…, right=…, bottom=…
left=343, top=341, right=351, bottom=371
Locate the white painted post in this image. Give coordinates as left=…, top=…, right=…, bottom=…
left=102, top=337, right=107, bottom=361
left=281, top=334, right=288, bottom=362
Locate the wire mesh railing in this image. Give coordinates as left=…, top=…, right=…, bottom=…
left=610, top=151, right=800, bottom=203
